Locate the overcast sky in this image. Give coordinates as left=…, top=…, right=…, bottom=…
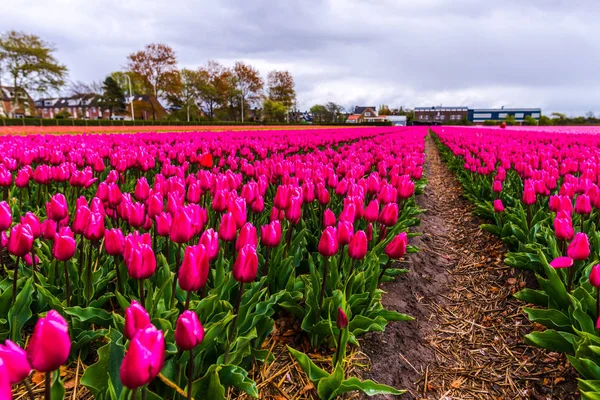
left=2, top=0, right=599, bottom=115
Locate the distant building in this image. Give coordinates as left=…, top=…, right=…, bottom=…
left=468, top=108, right=541, bottom=124
left=345, top=106, right=387, bottom=123
left=414, top=106, right=469, bottom=124
left=0, top=86, right=36, bottom=118
left=385, top=115, right=407, bottom=126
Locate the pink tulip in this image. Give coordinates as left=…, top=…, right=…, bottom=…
left=120, top=325, right=165, bottom=389
left=26, top=310, right=71, bottom=372
left=105, top=228, right=125, bottom=256
left=0, top=201, right=12, bottom=231
left=318, top=226, right=339, bottom=257
left=175, top=311, right=205, bottom=351
left=8, top=223, right=34, bottom=257
left=0, top=340, right=31, bottom=384
left=124, top=300, right=152, bottom=340
left=385, top=232, right=408, bottom=259
left=260, top=221, right=282, bottom=248
left=170, top=208, right=194, bottom=244
left=233, top=244, right=258, bottom=283
left=218, top=212, right=237, bottom=242
left=348, top=230, right=368, bottom=260
left=567, top=233, right=590, bottom=261
left=179, top=245, right=210, bottom=292
left=199, top=228, right=219, bottom=260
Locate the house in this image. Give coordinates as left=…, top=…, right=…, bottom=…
left=36, top=94, right=112, bottom=119
left=468, top=108, right=541, bottom=124
left=0, top=86, right=36, bottom=118
left=414, top=106, right=469, bottom=124
left=35, top=94, right=167, bottom=120
left=345, top=106, right=387, bottom=123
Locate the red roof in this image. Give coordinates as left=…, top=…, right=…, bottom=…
left=347, top=115, right=360, bottom=120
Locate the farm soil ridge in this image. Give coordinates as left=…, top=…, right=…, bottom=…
left=361, top=134, right=577, bottom=399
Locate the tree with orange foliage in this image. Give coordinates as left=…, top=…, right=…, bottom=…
left=267, top=70, right=296, bottom=109
left=126, top=43, right=180, bottom=120
left=233, top=62, right=264, bottom=122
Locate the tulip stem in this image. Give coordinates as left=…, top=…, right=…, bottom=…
left=596, top=288, right=599, bottom=320
left=24, top=379, right=35, bottom=400
left=171, top=243, right=183, bottom=308
left=187, top=349, right=194, bottom=400
left=31, top=249, right=39, bottom=285
left=378, top=259, right=392, bottom=285
left=131, top=388, right=138, bottom=400
left=225, top=282, right=244, bottom=364
left=45, top=371, right=51, bottom=400
left=142, top=387, right=147, bottom=400
left=139, top=279, right=145, bottom=307
left=64, top=261, right=71, bottom=307
left=185, top=290, right=191, bottom=310
left=334, top=327, right=344, bottom=367
left=115, top=256, right=123, bottom=293
left=567, top=265, right=574, bottom=293
left=77, top=239, right=84, bottom=304
left=318, top=257, right=329, bottom=316
left=12, top=256, right=19, bottom=305
left=86, top=241, right=93, bottom=305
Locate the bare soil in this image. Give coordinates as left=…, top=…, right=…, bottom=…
left=361, top=135, right=578, bottom=399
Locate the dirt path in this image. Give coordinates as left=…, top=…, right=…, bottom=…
left=361, top=135, right=577, bottom=399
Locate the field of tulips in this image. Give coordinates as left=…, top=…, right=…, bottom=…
left=0, top=126, right=426, bottom=399
left=432, top=125, right=600, bottom=399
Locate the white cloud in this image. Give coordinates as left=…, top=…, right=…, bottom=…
left=1, top=0, right=599, bottom=115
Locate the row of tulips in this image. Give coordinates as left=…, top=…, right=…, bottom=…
left=433, top=126, right=600, bottom=399
left=0, top=127, right=426, bottom=399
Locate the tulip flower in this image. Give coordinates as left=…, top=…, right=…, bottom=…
left=105, top=228, right=125, bottom=256
left=0, top=201, right=11, bottom=231
left=179, top=245, right=210, bottom=306
left=0, top=358, right=11, bottom=400
left=378, top=203, right=398, bottom=240
left=493, top=199, right=505, bottom=213
left=364, top=200, right=379, bottom=223
left=199, top=228, right=219, bottom=260
left=575, top=195, right=592, bottom=215
left=21, top=212, right=41, bottom=239
left=218, top=212, right=237, bottom=242
left=567, top=232, right=590, bottom=261
left=492, top=180, right=502, bottom=194
left=233, top=244, right=258, bottom=284
left=120, top=325, right=165, bottom=390
left=260, top=220, right=282, bottom=248
left=72, top=205, right=91, bottom=235
left=83, top=212, right=105, bottom=241
left=41, top=219, right=57, bottom=240
left=348, top=230, right=367, bottom=260
left=381, top=232, right=408, bottom=283
left=155, top=212, right=172, bottom=237
left=229, top=197, right=247, bottom=228
left=236, top=222, right=258, bottom=252
left=554, top=216, right=575, bottom=243
left=0, top=340, right=31, bottom=384
left=175, top=310, right=205, bottom=351
left=170, top=208, right=194, bottom=244
left=323, top=208, right=336, bottom=227
left=134, top=177, right=150, bottom=201
left=46, top=193, right=68, bottom=222
left=27, top=310, right=70, bottom=398
left=590, top=264, right=600, bottom=319
left=124, top=300, right=152, bottom=340
left=8, top=223, right=34, bottom=258
left=337, top=221, right=354, bottom=247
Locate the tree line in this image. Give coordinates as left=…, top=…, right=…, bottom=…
left=0, top=31, right=297, bottom=122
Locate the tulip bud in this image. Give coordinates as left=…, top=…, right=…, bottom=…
left=590, top=264, right=600, bottom=288
left=493, top=199, right=505, bottom=213
left=120, top=325, right=165, bottom=389
left=175, top=311, right=205, bottom=351
left=337, top=221, right=354, bottom=246
left=0, top=340, right=31, bottom=384
left=46, top=194, right=68, bottom=221
left=53, top=231, right=76, bottom=261
left=218, top=212, right=237, bottom=242
left=0, top=358, right=11, bottom=400
left=21, top=212, right=41, bottom=239
left=41, top=219, right=57, bottom=240
left=385, top=232, right=408, bottom=259
left=492, top=180, right=502, bottom=193
left=26, top=310, right=71, bottom=372
left=554, top=216, right=574, bottom=241
left=126, top=244, right=156, bottom=280
left=179, top=245, right=210, bottom=292
left=199, top=228, right=219, bottom=260
left=232, top=244, right=258, bottom=283
left=105, top=228, right=125, bottom=256
left=229, top=197, right=247, bottom=228
left=567, top=232, right=590, bottom=261
left=522, top=185, right=536, bottom=206
left=378, top=203, right=398, bottom=227
left=0, top=201, right=12, bottom=231
left=84, top=212, right=105, bottom=241
left=348, top=230, right=368, bottom=260
left=318, top=227, right=339, bottom=257
left=236, top=223, right=258, bottom=252
left=549, top=256, right=573, bottom=269
left=8, top=223, right=34, bottom=257
left=575, top=195, right=592, bottom=216
left=147, top=193, right=164, bottom=219
left=260, top=221, right=282, bottom=248
left=398, top=179, right=415, bottom=200
left=337, top=307, right=348, bottom=329
left=364, top=200, right=379, bottom=223
left=323, top=209, right=336, bottom=227
left=72, top=205, right=91, bottom=235
left=124, top=300, right=152, bottom=340
left=170, top=209, right=194, bottom=244
left=134, top=177, right=150, bottom=202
